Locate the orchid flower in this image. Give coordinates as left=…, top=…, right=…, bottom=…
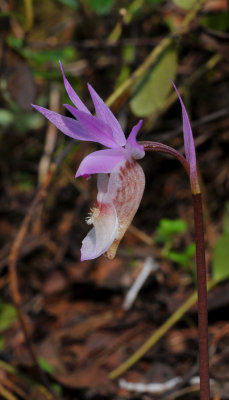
left=32, top=62, right=145, bottom=261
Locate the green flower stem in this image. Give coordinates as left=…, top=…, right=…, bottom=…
left=109, top=280, right=216, bottom=380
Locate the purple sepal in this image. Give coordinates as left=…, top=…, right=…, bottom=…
left=71, top=109, right=119, bottom=149
left=31, top=104, right=90, bottom=141
left=171, top=80, right=200, bottom=194
left=33, top=62, right=146, bottom=189
left=87, top=83, right=126, bottom=146
left=126, top=120, right=145, bottom=159
left=59, top=61, right=90, bottom=114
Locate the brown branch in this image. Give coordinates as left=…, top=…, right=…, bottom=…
left=8, top=165, right=61, bottom=400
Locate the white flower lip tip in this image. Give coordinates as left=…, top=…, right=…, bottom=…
left=80, top=201, right=118, bottom=261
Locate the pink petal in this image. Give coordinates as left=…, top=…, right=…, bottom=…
left=88, top=83, right=126, bottom=146
left=32, top=105, right=90, bottom=141
left=75, top=148, right=127, bottom=178
left=126, top=120, right=145, bottom=159
left=59, top=61, right=90, bottom=114
left=71, top=109, right=119, bottom=148
left=81, top=183, right=118, bottom=261
left=105, top=158, right=145, bottom=259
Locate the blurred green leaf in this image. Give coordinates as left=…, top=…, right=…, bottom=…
left=0, top=303, right=17, bottom=333
left=31, top=47, right=76, bottom=65
left=0, top=11, right=15, bottom=17
left=212, top=203, right=229, bottom=281
left=0, top=336, right=5, bottom=351
left=14, top=112, right=44, bottom=132
left=15, top=172, right=34, bottom=192
left=155, top=219, right=195, bottom=275
left=173, top=0, right=198, bottom=11
left=6, top=36, right=23, bottom=49
left=123, top=44, right=136, bottom=63
left=212, top=235, right=229, bottom=281
left=56, top=0, right=79, bottom=9
left=223, top=203, right=229, bottom=235
left=167, top=243, right=195, bottom=268
left=124, top=0, right=144, bottom=23
left=115, top=66, right=131, bottom=88
left=38, top=357, right=55, bottom=374
left=0, top=109, right=14, bottom=127
left=155, top=218, right=187, bottom=243
left=7, top=36, right=76, bottom=68
left=52, top=383, right=62, bottom=395
left=200, top=12, right=229, bottom=32
left=147, top=0, right=164, bottom=4
left=130, top=47, right=177, bottom=117
left=88, top=0, right=114, bottom=15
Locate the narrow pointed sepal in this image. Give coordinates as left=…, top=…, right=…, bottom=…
left=171, top=80, right=200, bottom=194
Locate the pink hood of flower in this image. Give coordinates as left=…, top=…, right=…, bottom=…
left=81, top=158, right=145, bottom=261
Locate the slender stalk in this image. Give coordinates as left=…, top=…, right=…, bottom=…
left=139, top=141, right=190, bottom=175
left=110, top=145, right=211, bottom=397
left=144, top=140, right=210, bottom=397
left=143, top=144, right=211, bottom=397
left=192, top=193, right=210, bottom=400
